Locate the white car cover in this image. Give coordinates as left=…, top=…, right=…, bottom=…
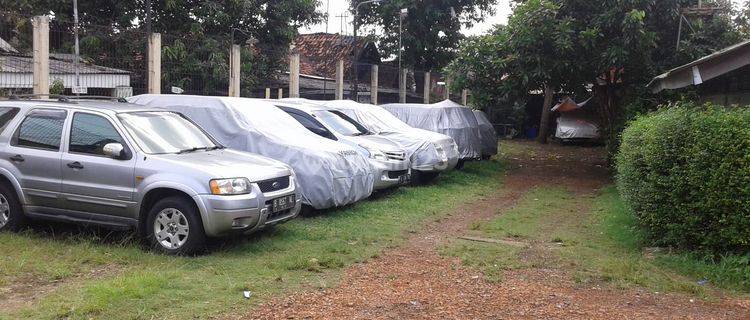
left=319, top=99, right=460, bottom=172
left=555, top=115, right=601, bottom=140
left=382, top=100, right=482, bottom=160
left=473, top=110, right=498, bottom=157
left=128, top=94, right=374, bottom=210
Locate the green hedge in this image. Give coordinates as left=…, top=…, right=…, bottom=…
left=616, top=104, right=750, bottom=254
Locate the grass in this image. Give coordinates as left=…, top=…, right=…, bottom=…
left=0, top=160, right=504, bottom=320
left=442, top=185, right=750, bottom=296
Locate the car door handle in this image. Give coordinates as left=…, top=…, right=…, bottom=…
left=67, top=161, right=84, bottom=169
left=9, top=155, right=24, bottom=163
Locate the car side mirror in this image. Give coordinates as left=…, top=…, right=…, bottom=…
left=103, top=143, right=126, bottom=159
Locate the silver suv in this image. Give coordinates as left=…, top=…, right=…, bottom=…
left=0, top=98, right=300, bottom=254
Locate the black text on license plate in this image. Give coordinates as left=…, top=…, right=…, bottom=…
left=272, top=195, right=295, bottom=212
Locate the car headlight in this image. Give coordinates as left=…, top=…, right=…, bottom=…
left=361, top=145, right=387, bottom=160
left=210, top=178, right=251, bottom=195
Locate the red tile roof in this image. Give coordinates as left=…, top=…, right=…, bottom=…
left=294, top=33, right=379, bottom=78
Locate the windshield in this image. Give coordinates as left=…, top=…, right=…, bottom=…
left=313, top=110, right=369, bottom=136
left=118, top=111, right=219, bottom=154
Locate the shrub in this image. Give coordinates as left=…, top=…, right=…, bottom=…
left=616, top=103, right=750, bottom=255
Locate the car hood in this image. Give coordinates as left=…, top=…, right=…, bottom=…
left=151, top=148, right=293, bottom=182
left=344, top=135, right=403, bottom=153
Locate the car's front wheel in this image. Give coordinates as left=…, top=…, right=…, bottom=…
left=146, top=197, right=206, bottom=255
left=0, top=183, right=25, bottom=232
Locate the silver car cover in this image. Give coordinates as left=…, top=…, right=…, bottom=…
left=473, top=110, right=498, bottom=157
left=128, top=94, right=374, bottom=210
left=320, top=99, right=459, bottom=172
left=382, top=100, right=482, bottom=160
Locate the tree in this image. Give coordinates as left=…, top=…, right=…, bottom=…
left=352, top=0, right=497, bottom=71
left=449, top=0, right=742, bottom=149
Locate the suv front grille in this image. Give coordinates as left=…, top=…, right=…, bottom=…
left=257, top=176, right=290, bottom=193
left=387, top=170, right=408, bottom=179
left=384, top=151, right=406, bottom=161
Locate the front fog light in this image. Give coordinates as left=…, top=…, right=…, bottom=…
left=210, top=178, right=251, bottom=195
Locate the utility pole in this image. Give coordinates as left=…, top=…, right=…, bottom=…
left=398, top=8, right=407, bottom=97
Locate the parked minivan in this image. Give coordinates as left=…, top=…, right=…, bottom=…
left=272, top=100, right=411, bottom=190
left=320, top=100, right=460, bottom=183
left=0, top=98, right=300, bottom=255
left=128, top=95, right=374, bottom=211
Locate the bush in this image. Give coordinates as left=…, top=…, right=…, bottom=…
left=616, top=103, right=750, bottom=255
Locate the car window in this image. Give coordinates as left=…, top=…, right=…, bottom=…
left=314, top=110, right=370, bottom=136
left=14, top=109, right=67, bottom=151
left=283, top=110, right=337, bottom=140
left=0, top=107, right=20, bottom=132
left=69, top=113, right=126, bottom=156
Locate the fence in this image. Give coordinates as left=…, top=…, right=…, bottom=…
left=0, top=12, right=470, bottom=106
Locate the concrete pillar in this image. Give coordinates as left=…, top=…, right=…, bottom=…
left=462, top=89, right=469, bottom=106
left=277, top=88, right=283, bottom=99
left=335, top=59, right=345, bottom=100
left=444, top=76, right=451, bottom=101
left=148, top=33, right=161, bottom=94
left=423, top=72, right=431, bottom=104
left=399, top=68, right=408, bottom=103
left=32, top=16, right=49, bottom=95
left=289, top=47, right=300, bottom=98
left=370, top=65, right=379, bottom=105
left=228, top=44, right=241, bottom=97
left=265, top=88, right=271, bottom=99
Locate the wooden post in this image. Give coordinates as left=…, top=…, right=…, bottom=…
left=277, top=88, right=283, bottom=99
left=148, top=33, right=161, bottom=94
left=370, top=64, right=379, bottom=105
left=462, top=89, right=469, bottom=106
left=265, top=88, right=271, bottom=99
left=399, top=68, right=407, bottom=103
left=444, top=76, right=451, bottom=100
left=32, top=16, right=49, bottom=95
left=423, top=72, right=431, bottom=104
left=228, top=44, right=241, bottom=97
left=289, top=46, right=300, bottom=98
left=335, top=59, right=344, bottom=100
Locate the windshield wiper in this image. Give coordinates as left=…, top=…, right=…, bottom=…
left=177, top=147, right=209, bottom=154
left=207, top=145, right=225, bottom=151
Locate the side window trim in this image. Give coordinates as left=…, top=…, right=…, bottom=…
left=67, top=111, right=132, bottom=159
left=11, top=108, right=68, bottom=152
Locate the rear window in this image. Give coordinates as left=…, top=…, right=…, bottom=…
left=0, top=107, right=20, bottom=132
left=14, top=109, right=67, bottom=151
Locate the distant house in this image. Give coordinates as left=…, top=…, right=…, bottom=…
left=648, top=40, right=750, bottom=106
left=0, top=37, right=132, bottom=96
left=259, top=33, right=421, bottom=104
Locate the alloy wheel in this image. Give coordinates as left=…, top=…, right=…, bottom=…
left=153, top=208, right=190, bottom=250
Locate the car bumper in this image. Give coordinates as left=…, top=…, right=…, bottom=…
left=193, top=183, right=301, bottom=237
left=370, top=159, right=411, bottom=190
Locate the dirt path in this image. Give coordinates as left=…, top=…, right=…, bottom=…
left=246, top=141, right=750, bottom=320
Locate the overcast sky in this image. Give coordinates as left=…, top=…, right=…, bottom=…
left=300, top=0, right=744, bottom=37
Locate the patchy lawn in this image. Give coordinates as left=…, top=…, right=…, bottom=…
left=442, top=185, right=750, bottom=297
left=0, top=160, right=504, bottom=319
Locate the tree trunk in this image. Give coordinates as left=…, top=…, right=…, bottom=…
left=536, top=83, right=554, bottom=144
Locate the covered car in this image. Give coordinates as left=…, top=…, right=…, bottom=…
left=318, top=99, right=460, bottom=183
left=382, top=100, right=482, bottom=161
left=128, top=94, right=374, bottom=210
left=473, top=110, right=498, bottom=159
left=551, top=97, right=601, bottom=140
left=271, top=100, right=411, bottom=190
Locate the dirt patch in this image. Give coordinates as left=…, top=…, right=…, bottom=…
left=0, top=264, right=121, bottom=314
left=245, top=140, right=750, bottom=320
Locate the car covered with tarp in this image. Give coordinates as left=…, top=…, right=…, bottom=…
left=551, top=97, right=601, bottom=141
left=318, top=99, right=460, bottom=183
left=127, top=94, right=374, bottom=210
left=473, top=110, right=498, bottom=159
left=382, top=100, right=482, bottom=162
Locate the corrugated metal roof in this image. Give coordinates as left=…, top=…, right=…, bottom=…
left=0, top=54, right=129, bottom=74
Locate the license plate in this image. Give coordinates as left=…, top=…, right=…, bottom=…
left=398, top=174, right=411, bottom=184
left=271, top=194, right=295, bottom=212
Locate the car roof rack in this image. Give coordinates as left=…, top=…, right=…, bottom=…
left=5, top=94, right=127, bottom=103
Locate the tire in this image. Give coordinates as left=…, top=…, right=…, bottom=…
left=146, top=196, right=206, bottom=255
left=455, top=159, right=466, bottom=170
left=411, top=171, right=440, bottom=185
left=0, top=183, right=25, bottom=232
